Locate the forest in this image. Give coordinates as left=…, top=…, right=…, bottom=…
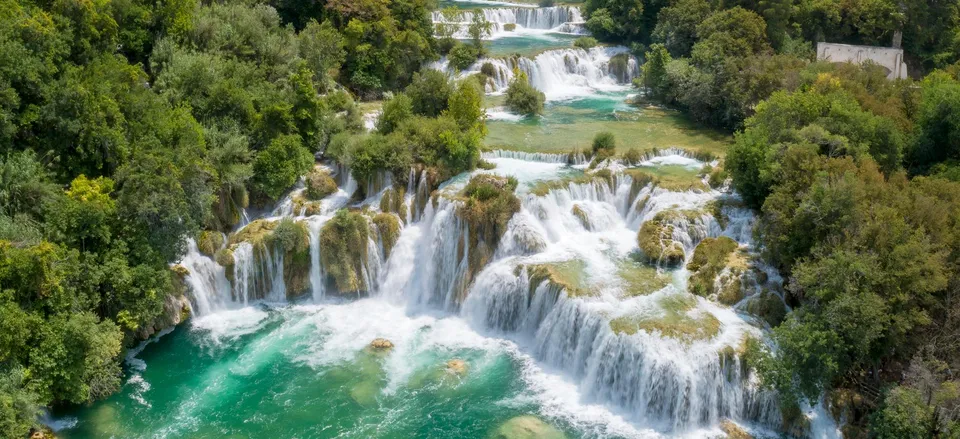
left=0, top=0, right=958, bottom=437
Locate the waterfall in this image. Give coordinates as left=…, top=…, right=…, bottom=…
left=170, top=148, right=828, bottom=436
left=432, top=6, right=587, bottom=39
left=482, top=149, right=587, bottom=165
left=438, top=47, right=640, bottom=100
left=179, top=239, right=232, bottom=315
left=461, top=263, right=782, bottom=431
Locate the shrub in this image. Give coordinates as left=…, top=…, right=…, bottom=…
left=480, top=62, right=498, bottom=77
left=622, top=148, right=642, bottom=164
left=592, top=131, right=616, bottom=154
left=376, top=93, right=413, bottom=134
left=458, top=175, right=521, bottom=275
left=448, top=43, right=479, bottom=72
left=505, top=71, right=545, bottom=116
left=252, top=134, right=315, bottom=200
left=405, top=70, right=454, bottom=117
left=574, top=36, right=598, bottom=50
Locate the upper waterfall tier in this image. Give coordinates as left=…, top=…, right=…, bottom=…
left=432, top=6, right=587, bottom=39
left=436, top=46, right=639, bottom=100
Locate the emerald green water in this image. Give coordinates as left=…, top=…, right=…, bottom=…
left=485, top=94, right=732, bottom=155
left=56, top=302, right=631, bottom=439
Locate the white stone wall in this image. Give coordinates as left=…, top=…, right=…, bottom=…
left=816, top=42, right=908, bottom=80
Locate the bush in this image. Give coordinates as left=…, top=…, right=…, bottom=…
left=376, top=93, right=413, bottom=134
left=480, top=62, right=498, bottom=77
left=448, top=43, right=479, bottom=72
left=592, top=131, right=616, bottom=154
left=458, top=175, right=521, bottom=275
left=252, top=134, right=315, bottom=200
left=574, top=36, right=598, bottom=50
left=405, top=70, right=454, bottom=117
left=505, top=71, right=545, bottom=116
left=622, top=148, right=642, bottom=164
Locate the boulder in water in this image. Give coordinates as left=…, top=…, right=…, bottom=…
left=368, top=338, right=394, bottom=351
left=720, top=419, right=753, bottom=439
left=636, top=216, right=685, bottom=268
left=305, top=167, right=337, bottom=200
left=491, top=415, right=567, bottom=439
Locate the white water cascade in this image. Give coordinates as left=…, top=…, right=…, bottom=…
left=432, top=6, right=587, bottom=38
left=173, top=147, right=837, bottom=436
left=438, top=47, right=640, bottom=99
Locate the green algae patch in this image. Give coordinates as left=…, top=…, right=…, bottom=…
left=687, top=237, right=739, bottom=297
left=457, top=175, right=521, bottom=282
left=610, top=294, right=721, bottom=342
left=527, top=259, right=594, bottom=298
left=616, top=259, right=671, bottom=297
left=636, top=213, right=686, bottom=267
left=571, top=204, right=591, bottom=230
left=372, top=212, right=401, bottom=259
left=320, top=209, right=370, bottom=293
left=490, top=415, right=567, bottom=439
left=196, top=230, right=224, bottom=256
left=305, top=167, right=337, bottom=200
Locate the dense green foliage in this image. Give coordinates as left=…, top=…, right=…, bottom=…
left=0, top=0, right=464, bottom=434
left=622, top=0, right=960, bottom=433
left=505, top=71, right=545, bottom=116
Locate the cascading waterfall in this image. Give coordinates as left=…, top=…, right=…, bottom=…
left=439, top=47, right=640, bottom=99
left=171, top=147, right=837, bottom=436
left=432, top=6, right=587, bottom=38
left=482, top=149, right=586, bottom=165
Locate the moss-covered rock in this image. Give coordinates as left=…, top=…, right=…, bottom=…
left=571, top=204, right=591, bottom=230
left=292, top=194, right=323, bottom=216
left=490, top=415, right=567, bottom=439
left=457, top=175, right=521, bottom=285
left=305, top=167, right=338, bottom=200
left=372, top=213, right=401, bottom=259
left=687, top=237, right=744, bottom=303
left=273, top=218, right=311, bottom=295
left=609, top=294, right=720, bottom=342
left=720, top=419, right=753, bottom=439
left=320, top=209, right=370, bottom=294
left=380, top=187, right=408, bottom=221
left=527, top=259, right=593, bottom=298
left=636, top=214, right=685, bottom=267
left=529, top=172, right=612, bottom=197
left=228, top=219, right=278, bottom=248
left=196, top=230, right=224, bottom=256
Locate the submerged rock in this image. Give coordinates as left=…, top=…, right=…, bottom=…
left=445, top=358, right=468, bottom=376
left=491, top=415, right=567, bottom=439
